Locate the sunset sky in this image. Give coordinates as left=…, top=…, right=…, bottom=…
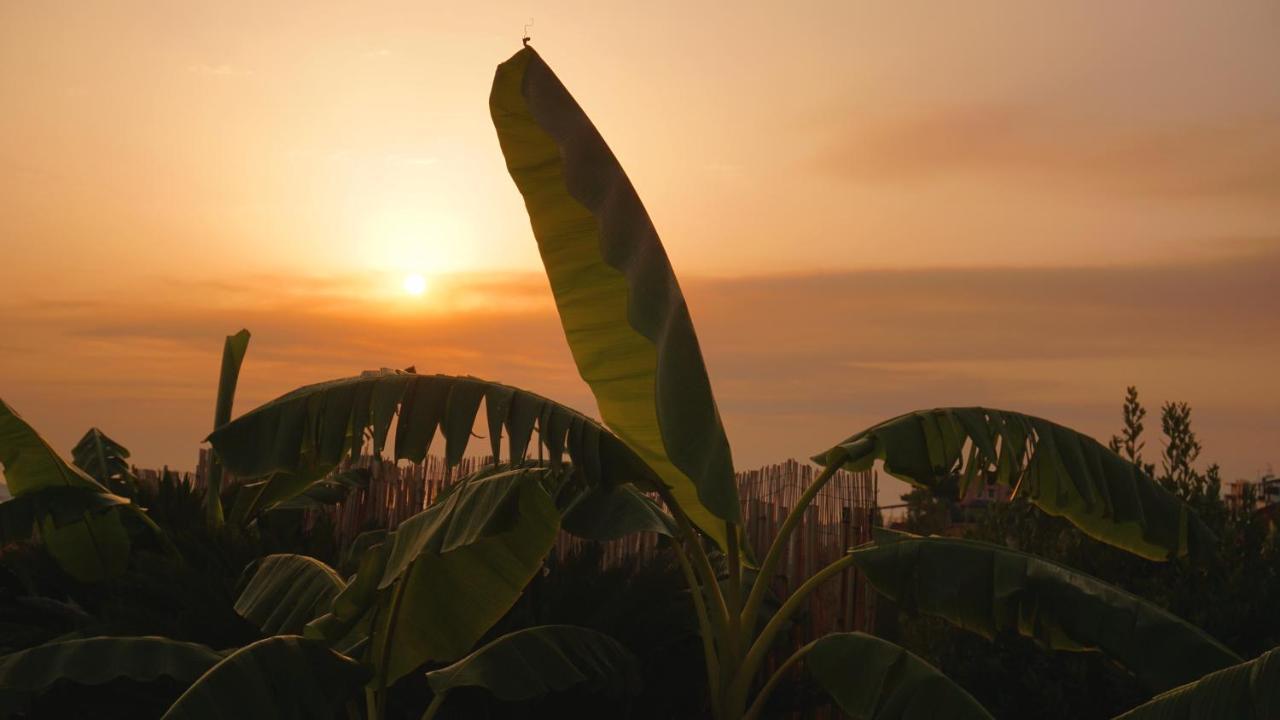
left=2, top=2, right=1278, bottom=503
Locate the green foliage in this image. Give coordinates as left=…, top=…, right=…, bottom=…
left=207, top=371, right=659, bottom=511
left=269, top=468, right=370, bottom=512
left=71, top=428, right=137, bottom=497
left=159, top=635, right=367, bottom=720
left=883, top=389, right=1280, bottom=718
left=205, top=329, right=251, bottom=528
left=0, top=636, right=222, bottom=707
left=817, top=407, right=1213, bottom=561
left=805, top=632, right=993, bottom=720
left=490, top=46, right=739, bottom=544
left=1108, top=386, right=1150, bottom=469
left=425, top=624, right=642, bottom=702
left=1114, top=646, right=1280, bottom=720
left=0, top=487, right=130, bottom=547
left=561, top=484, right=674, bottom=541
left=4, top=46, right=1265, bottom=720
left=853, top=530, right=1239, bottom=692
left=370, top=468, right=561, bottom=684
left=234, top=554, right=344, bottom=636
left=0, top=399, right=133, bottom=582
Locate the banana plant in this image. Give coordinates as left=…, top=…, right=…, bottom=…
left=485, top=45, right=1244, bottom=719
left=71, top=427, right=138, bottom=498
left=2, top=45, right=1266, bottom=719
left=0, top=399, right=171, bottom=582
left=196, top=45, right=1260, bottom=718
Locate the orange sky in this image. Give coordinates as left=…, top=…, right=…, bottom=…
left=2, top=2, right=1278, bottom=501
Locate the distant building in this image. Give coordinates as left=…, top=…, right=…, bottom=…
left=1224, top=476, right=1279, bottom=511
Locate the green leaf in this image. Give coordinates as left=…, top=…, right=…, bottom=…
left=425, top=624, right=642, bottom=701
left=234, top=554, right=345, bottom=636
left=160, top=635, right=367, bottom=720
left=70, top=428, right=135, bottom=495
left=269, top=468, right=371, bottom=512
left=207, top=371, right=658, bottom=510
left=849, top=532, right=1240, bottom=692
left=0, top=636, right=222, bottom=697
left=0, top=487, right=130, bottom=546
left=1113, top=646, right=1280, bottom=720
left=377, top=467, right=555, bottom=588
left=205, top=328, right=251, bottom=527
left=805, top=632, right=994, bottom=720
left=815, top=408, right=1213, bottom=561
left=0, top=399, right=104, bottom=496
left=305, top=537, right=391, bottom=656
left=490, top=47, right=738, bottom=544
left=40, top=511, right=131, bottom=583
left=561, top=484, right=674, bottom=541
left=0, top=398, right=130, bottom=582
left=370, top=469, right=561, bottom=683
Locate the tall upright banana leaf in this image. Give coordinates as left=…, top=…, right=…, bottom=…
left=0, top=398, right=130, bottom=581
left=815, top=408, right=1213, bottom=561
left=490, top=46, right=738, bottom=542
left=205, top=328, right=250, bottom=527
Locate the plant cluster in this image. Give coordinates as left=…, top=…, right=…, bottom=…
left=1, top=47, right=1275, bottom=719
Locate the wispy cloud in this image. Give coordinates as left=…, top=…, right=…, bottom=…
left=817, top=103, right=1280, bottom=202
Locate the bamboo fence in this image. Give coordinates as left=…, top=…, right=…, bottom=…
left=187, top=450, right=878, bottom=714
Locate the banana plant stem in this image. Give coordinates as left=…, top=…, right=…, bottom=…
left=725, top=521, right=744, bottom=667
left=671, top=533, right=723, bottom=719
left=740, top=464, right=840, bottom=632
left=653, top=484, right=733, bottom=641
left=727, top=551, right=858, bottom=713
left=420, top=691, right=448, bottom=720
left=742, top=641, right=815, bottom=720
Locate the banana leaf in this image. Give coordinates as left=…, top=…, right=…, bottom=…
left=561, top=484, right=674, bottom=541
left=234, top=554, right=345, bottom=636
left=805, top=632, right=993, bottom=720
left=815, top=408, right=1213, bottom=561
left=160, top=635, right=367, bottom=720
left=369, top=468, right=561, bottom=684
left=207, top=371, right=658, bottom=510
left=490, top=46, right=738, bottom=544
left=270, top=468, right=371, bottom=512
left=0, top=636, right=222, bottom=702
left=0, top=398, right=130, bottom=581
left=205, top=329, right=250, bottom=527
left=850, top=530, right=1239, bottom=691
left=1112, top=646, right=1280, bottom=720
left=425, top=624, right=642, bottom=701
left=0, top=487, right=130, bottom=545
left=71, top=428, right=135, bottom=495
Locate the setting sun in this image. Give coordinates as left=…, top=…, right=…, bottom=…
left=402, top=273, right=427, bottom=296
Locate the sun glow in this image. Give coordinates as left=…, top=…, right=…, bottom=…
left=402, top=273, right=428, bottom=296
